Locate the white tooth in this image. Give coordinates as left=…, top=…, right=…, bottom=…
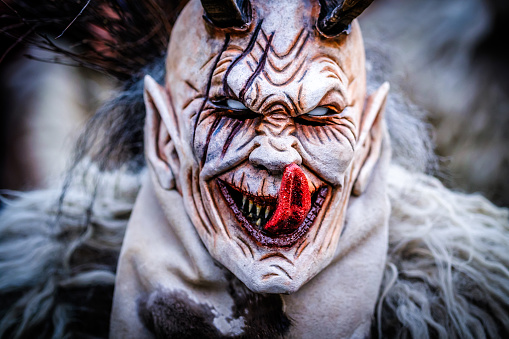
left=265, top=206, right=271, bottom=219
left=248, top=200, right=253, bottom=213
left=256, top=205, right=261, bottom=218
left=242, top=195, right=247, bottom=209
left=256, top=218, right=261, bottom=227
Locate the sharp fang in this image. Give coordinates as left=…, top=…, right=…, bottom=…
left=248, top=200, right=253, bottom=213
left=265, top=206, right=270, bottom=219
left=256, top=204, right=261, bottom=218
left=242, top=195, right=247, bottom=209
left=256, top=218, right=261, bottom=227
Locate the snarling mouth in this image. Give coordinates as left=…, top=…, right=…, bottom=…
left=218, top=164, right=328, bottom=247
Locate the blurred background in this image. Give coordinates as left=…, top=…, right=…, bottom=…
left=362, top=0, right=509, bottom=207
left=0, top=0, right=508, bottom=206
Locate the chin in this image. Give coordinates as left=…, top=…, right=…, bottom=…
left=191, top=161, right=348, bottom=294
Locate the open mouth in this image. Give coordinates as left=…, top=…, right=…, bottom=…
left=217, top=164, right=328, bottom=247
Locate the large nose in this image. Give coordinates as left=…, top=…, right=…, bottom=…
left=250, top=137, right=302, bottom=173
left=249, top=114, right=302, bottom=173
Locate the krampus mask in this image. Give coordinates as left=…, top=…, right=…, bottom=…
left=112, top=0, right=390, bottom=337
left=3, top=0, right=509, bottom=338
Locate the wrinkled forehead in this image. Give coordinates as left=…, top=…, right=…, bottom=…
left=166, top=0, right=365, bottom=103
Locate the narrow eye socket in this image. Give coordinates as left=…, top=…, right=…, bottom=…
left=306, top=107, right=329, bottom=116
left=227, top=99, right=247, bottom=110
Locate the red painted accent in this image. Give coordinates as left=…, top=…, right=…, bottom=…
left=263, top=164, right=311, bottom=235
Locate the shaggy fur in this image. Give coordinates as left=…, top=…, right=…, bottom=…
left=138, top=281, right=290, bottom=339
left=375, top=165, right=509, bottom=338
left=0, top=165, right=141, bottom=338
left=139, top=290, right=226, bottom=339
left=1, top=164, right=508, bottom=338
left=1, top=0, right=188, bottom=81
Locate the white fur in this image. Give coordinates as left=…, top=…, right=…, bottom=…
left=377, top=165, right=509, bottom=338
left=0, top=165, right=141, bottom=338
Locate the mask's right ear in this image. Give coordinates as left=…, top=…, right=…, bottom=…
left=144, top=75, right=182, bottom=193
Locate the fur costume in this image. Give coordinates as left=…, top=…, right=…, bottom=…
left=1, top=0, right=508, bottom=338
left=1, top=164, right=508, bottom=338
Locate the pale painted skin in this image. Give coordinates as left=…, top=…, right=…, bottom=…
left=112, top=0, right=391, bottom=337
left=160, top=0, right=379, bottom=293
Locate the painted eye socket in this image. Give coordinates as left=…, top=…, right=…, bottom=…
left=226, top=99, right=247, bottom=110
left=306, top=107, right=329, bottom=116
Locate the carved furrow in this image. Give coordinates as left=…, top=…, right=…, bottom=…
left=191, top=169, right=214, bottom=235
left=221, top=119, right=245, bottom=157
left=193, top=35, right=231, bottom=145
left=260, top=253, right=295, bottom=266
left=294, top=240, right=309, bottom=259
left=235, top=240, right=247, bottom=256
left=223, top=20, right=264, bottom=96
left=185, top=80, right=199, bottom=92
left=246, top=60, right=255, bottom=72
left=255, top=93, right=276, bottom=111
left=237, top=236, right=254, bottom=259
left=270, top=265, right=293, bottom=280
left=201, top=115, right=222, bottom=166
left=182, top=95, right=204, bottom=111
left=239, top=32, right=274, bottom=101
left=262, top=28, right=306, bottom=60
left=261, top=57, right=306, bottom=87
left=251, top=82, right=261, bottom=107
left=284, top=92, right=300, bottom=116
left=213, top=56, right=237, bottom=77
left=320, top=126, right=333, bottom=143
left=297, top=69, right=308, bottom=84
left=265, top=32, right=309, bottom=71
left=330, top=125, right=356, bottom=151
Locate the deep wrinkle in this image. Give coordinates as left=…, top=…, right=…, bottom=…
left=201, top=115, right=222, bottom=166
left=193, top=34, right=231, bottom=147
left=222, top=119, right=246, bottom=158
left=239, top=32, right=274, bottom=101
left=223, top=20, right=264, bottom=96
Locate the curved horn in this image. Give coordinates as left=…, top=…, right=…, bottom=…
left=200, top=0, right=251, bottom=28
left=317, top=0, right=374, bottom=37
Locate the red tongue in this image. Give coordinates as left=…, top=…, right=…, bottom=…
left=263, top=164, right=311, bottom=235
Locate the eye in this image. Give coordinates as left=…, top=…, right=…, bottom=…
left=295, top=106, right=343, bottom=126
left=212, top=98, right=260, bottom=120
left=307, top=107, right=328, bottom=116
left=226, top=99, right=247, bottom=110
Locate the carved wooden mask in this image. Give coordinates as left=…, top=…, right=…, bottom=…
left=143, top=0, right=388, bottom=293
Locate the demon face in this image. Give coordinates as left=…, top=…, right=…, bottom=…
left=144, top=0, right=388, bottom=293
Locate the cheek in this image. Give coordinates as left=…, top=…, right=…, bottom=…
left=194, top=114, right=258, bottom=179
left=295, top=125, right=355, bottom=186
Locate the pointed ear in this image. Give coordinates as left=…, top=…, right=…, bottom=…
left=351, top=82, right=389, bottom=196
left=144, top=75, right=182, bottom=192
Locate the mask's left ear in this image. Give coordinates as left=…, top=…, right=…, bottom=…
left=351, top=82, right=389, bottom=196
left=144, top=75, right=182, bottom=193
